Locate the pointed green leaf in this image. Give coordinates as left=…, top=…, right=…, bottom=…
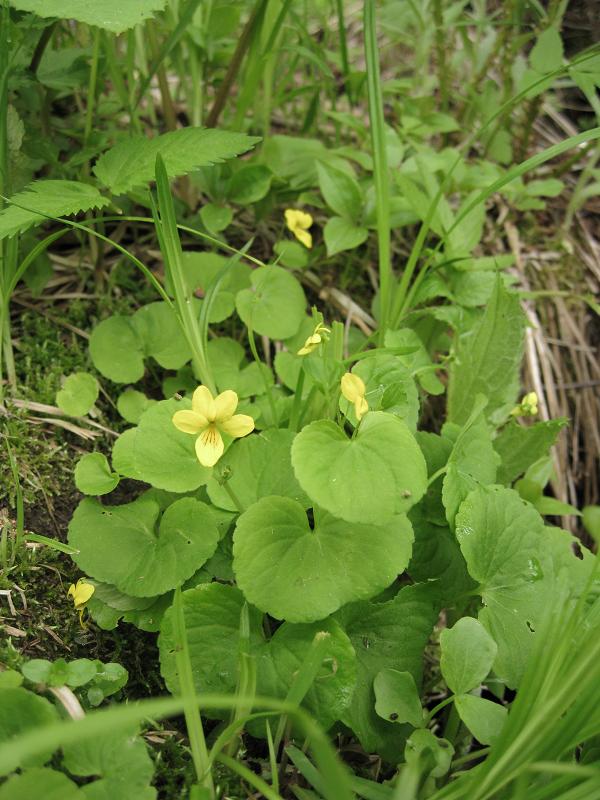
left=440, top=617, right=497, bottom=695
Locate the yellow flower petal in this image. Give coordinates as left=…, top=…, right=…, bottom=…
left=295, top=228, right=312, bottom=249
left=219, top=413, right=255, bottom=439
left=192, top=385, right=216, bottom=420
left=297, top=333, right=321, bottom=356
left=214, top=389, right=238, bottom=423
left=341, top=372, right=366, bottom=404
left=68, top=579, right=95, bottom=609
left=354, top=396, right=369, bottom=421
left=172, top=409, right=207, bottom=435
left=195, top=425, right=224, bottom=467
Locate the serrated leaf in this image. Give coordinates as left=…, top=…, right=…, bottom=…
left=94, top=128, right=260, bottom=195
left=9, top=0, right=168, bottom=32
left=448, top=279, right=526, bottom=425
left=0, top=180, right=109, bottom=240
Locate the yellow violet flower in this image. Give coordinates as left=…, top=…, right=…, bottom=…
left=341, top=372, right=369, bottom=421
left=297, top=322, right=331, bottom=356
left=511, top=391, right=538, bottom=418
left=172, top=386, right=254, bottom=468
left=285, top=208, right=313, bottom=249
left=67, top=578, right=95, bottom=628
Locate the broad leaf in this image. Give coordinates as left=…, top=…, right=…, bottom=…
left=440, top=617, right=497, bottom=695
left=0, top=689, right=58, bottom=775
left=0, top=180, right=109, bottom=240
left=94, top=128, right=260, bottom=195
left=9, top=0, right=168, bottom=33
left=317, top=161, right=363, bottom=220
left=335, top=584, right=439, bottom=759
left=323, top=216, right=368, bottom=256
left=235, top=265, right=306, bottom=340
left=89, top=316, right=145, bottom=384
left=448, top=279, right=525, bottom=425
left=494, top=418, right=568, bottom=484
left=454, top=694, right=507, bottom=745
left=68, top=495, right=219, bottom=596
left=206, top=429, right=307, bottom=511
left=292, top=412, right=427, bottom=524
left=233, top=496, right=414, bottom=622
left=117, top=389, right=156, bottom=425
left=0, top=769, right=81, bottom=800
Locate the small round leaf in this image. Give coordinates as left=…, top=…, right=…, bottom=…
left=56, top=372, right=99, bottom=417
left=74, top=453, right=120, bottom=496
left=89, top=316, right=145, bottom=383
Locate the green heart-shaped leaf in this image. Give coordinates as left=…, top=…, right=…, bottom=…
left=236, top=265, right=306, bottom=339
left=291, top=411, right=427, bottom=524
left=89, top=316, right=145, bottom=384
left=74, top=453, right=120, bottom=496
left=68, top=495, right=219, bottom=596
left=233, top=496, right=414, bottom=622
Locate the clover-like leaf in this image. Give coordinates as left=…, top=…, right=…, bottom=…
left=234, top=496, right=414, bottom=622
left=68, top=495, right=219, bottom=596
left=440, top=617, right=497, bottom=695
left=292, top=411, right=427, bottom=524
left=236, top=265, right=306, bottom=339
left=56, top=372, right=99, bottom=417
left=74, top=452, right=120, bottom=496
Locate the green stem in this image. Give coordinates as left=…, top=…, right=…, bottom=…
left=248, top=325, right=278, bottom=427
left=364, top=0, right=391, bottom=344
left=83, top=28, right=101, bottom=146
left=288, top=366, right=306, bottom=431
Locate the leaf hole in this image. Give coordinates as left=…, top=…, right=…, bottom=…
left=306, top=508, right=315, bottom=530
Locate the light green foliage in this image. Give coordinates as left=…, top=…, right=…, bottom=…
left=405, top=729, right=454, bottom=779
left=56, top=372, right=99, bottom=417
left=454, top=694, right=507, bottom=745
left=0, top=689, right=58, bottom=774
left=494, top=418, right=568, bottom=484
left=21, top=658, right=127, bottom=705
left=440, top=617, right=497, bottom=695
left=159, top=583, right=356, bottom=731
left=292, top=412, right=427, bottom=524
left=0, top=769, right=81, bottom=800
left=227, top=164, right=272, bottom=204
left=0, top=180, right=109, bottom=239
left=74, top=452, right=120, bottom=495
left=233, top=496, right=413, bottom=622
left=455, top=486, right=593, bottom=687
left=89, top=316, right=145, bottom=384
left=94, top=128, right=260, bottom=195
left=68, top=495, right=219, bottom=596
left=448, top=280, right=526, bottom=425
left=235, top=265, right=306, bottom=339
left=323, top=216, right=368, bottom=256
left=335, top=584, right=439, bottom=759
left=116, top=389, right=156, bottom=424
left=373, top=669, right=423, bottom=727
left=206, top=429, right=307, bottom=511
left=9, top=0, right=168, bottom=32
left=128, top=399, right=211, bottom=491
